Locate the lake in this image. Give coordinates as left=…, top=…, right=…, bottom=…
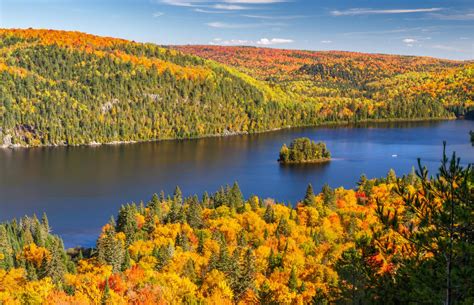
left=1, top=120, right=473, bottom=248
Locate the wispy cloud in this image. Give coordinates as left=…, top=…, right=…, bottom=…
left=210, top=38, right=250, bottom=45
left=242, top=14, right=307, bottom=20
left=207, top=21, right=285, bottom=28
left=224, top=0, right=287, bottom=3
left=331, top=8, right=443, bottom=16
left=256, top=38, right=293, bottom=45
left=209, top=37, right=293, bottom=46
left=160, top=0, right=287, bottom=8
left=160, top=0, right=201, bottom=7
left=321, top=40, right=332, bottom=44
left=194, top=8, right=230, bottom=14
left=207, top=22, right=254, bottom=28
left=153, top=12, right=165, bottom=18
left=212, top=4, right=249, bottom=10
left=428, top=11, right=474, bottom=21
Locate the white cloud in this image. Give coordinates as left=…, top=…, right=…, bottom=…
left=321, top=40, right=332, bottom=44
left=403, top=38, right=417, bottom=47
left=160, top=0, right=287, bottom=7
left=242, top=14, right=306, bottom=20
left=212, top=4, right=249, bottom=10
left=153, top=12, right=164, bottom=17
left=209, top=37, right=293, bottom=46
left=210, top=38, right=250, bottom=45
left=160, top=0, right=201, bottom=7
left=224, top=0, right=286, bottom=3
left=331, top=8, right=443, bottom=16
left=256, top=38, right=293, bottom=45
left=207, top=22, right=255, bottom=28
left=194, top=8, right=230, bottom=13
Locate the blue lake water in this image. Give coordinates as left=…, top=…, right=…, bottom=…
left=1, top=120, right=473, bottom=247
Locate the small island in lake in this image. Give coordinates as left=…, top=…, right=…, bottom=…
left=278, top=137, right=331, bottom=164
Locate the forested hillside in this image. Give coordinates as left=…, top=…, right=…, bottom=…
left=1, top=149, right=472, bottom=304
left=0, top=29, right=472, bottom=147
left=176, top=46, right=473, bottom=120
left=0, top=29, right=284, bottom=147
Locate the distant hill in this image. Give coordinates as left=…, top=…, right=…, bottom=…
left=176, top=45, right=473, bottom=120
left=0, top=29, right=472, bottom=147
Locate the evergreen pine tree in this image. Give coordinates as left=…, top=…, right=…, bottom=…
left=41, top=212, right=50, bottom=233
left=235, top=248, right=256, bottom=300
left=288, top=266, right=298, bottom=292
left=101, top=277, right=111, bottom=305
left=116, top=205, right=138, bottom=247
left=186, top=197, right=203, bottom=229
left=303, top=183, right=315, bottom=206
left=97, top=221, right=124, bottom=273
left=174, top=186, right=183, bottom=205
left=377, top=144, right=474, bottom=305
left=263, top=204, right=276, bottom=223
left=322, top=183, right=336, bottom=208
left=45, top=238, right=66, bottom=283
left=121, top=250, right=131, bottom=271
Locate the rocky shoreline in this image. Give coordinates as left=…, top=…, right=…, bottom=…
left=0, top=117, right=456, bottom=149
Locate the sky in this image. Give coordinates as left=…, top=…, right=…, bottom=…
left=0, top=0, right=473, bottom=60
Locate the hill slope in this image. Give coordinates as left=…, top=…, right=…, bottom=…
left=0, top=29, right=472, bottom=147
left=0, top=29, right=285, bottom=147
left=176, top=45, right=473, bottom=119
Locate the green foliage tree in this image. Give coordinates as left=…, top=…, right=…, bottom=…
left=279, top=138, right=331, bottom=164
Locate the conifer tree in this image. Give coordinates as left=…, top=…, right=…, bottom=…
left=230, top=182, right=244, bottom=211
left=0, top=226, right=13, bottom=269
left=116, top=205, right=138, bottom=247
left=41, top=212, right=50, bottom=233
left=322, top=183, right=336, bottom=208
left=45, top=238, right=66, bottom=283
left=101, top=278, right=111, bottom=305
left=97, top=221, right=124, bottom=273
left=235, top=248, right=256, bottom=300
left=186, top=197, right=203, bottom=229
left=263, top=204, right=276, bottom=223
left=377, top=144, right=474, bottom=305
left=174, top=186, right=183, bottom=205
left=288, top=267, right=298, bottom=292
left=182, top=258, right=197, bottom=283
left=121, top=250, right=131, bottom=272
left=303, top=183, right=315, bottom=206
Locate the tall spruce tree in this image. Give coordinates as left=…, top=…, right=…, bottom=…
left=97, top=220, right=124, bottom=273
left=377, top=144, right=474, bottom=305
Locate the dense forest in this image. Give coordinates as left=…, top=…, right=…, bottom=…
left=176, top=46, right=474, bottom=120
left=1, top=147, right=472, bottom=304
left=0, top=29, right=472, bottom=147
left=279, top=137, right=331, bottom=164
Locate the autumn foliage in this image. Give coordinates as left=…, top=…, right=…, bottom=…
left=1, top=152, right=472, bottom=304
left=0, top=29, right=472, bottom=148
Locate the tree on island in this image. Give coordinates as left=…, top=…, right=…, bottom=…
left=278, top=137, right=331, bottom=164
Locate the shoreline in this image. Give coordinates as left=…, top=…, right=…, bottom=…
left=278, top=157, right=331, bottom=165
left=0, top=116, right=458, bottom=149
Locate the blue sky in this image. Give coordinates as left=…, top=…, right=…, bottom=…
left=1, top=0, right=473, bottom=60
